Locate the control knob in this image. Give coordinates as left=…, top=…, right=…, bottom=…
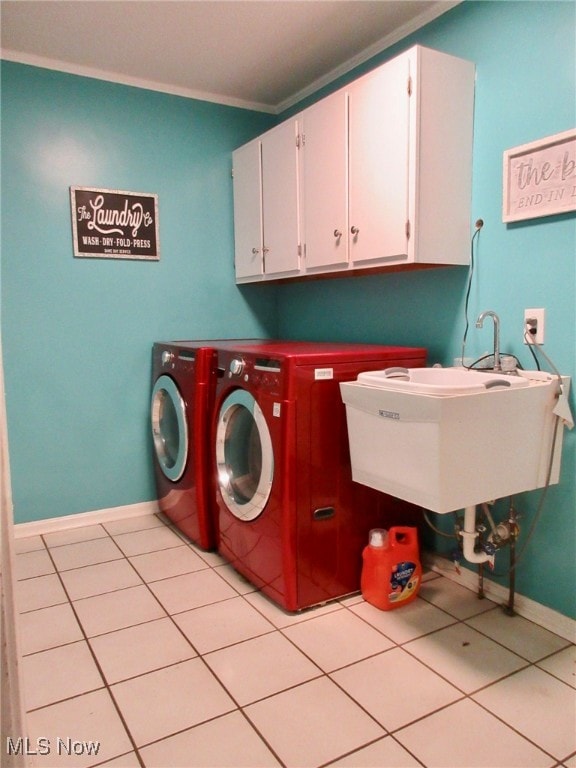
left=229, top=358, right=245, bottom=376
left=161, top=350, right=174, bottom=365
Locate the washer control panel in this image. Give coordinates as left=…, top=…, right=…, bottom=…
left=226, top=354, right=282, bottom=394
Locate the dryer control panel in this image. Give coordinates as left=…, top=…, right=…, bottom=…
left=153, top=344, right=198, bottom=374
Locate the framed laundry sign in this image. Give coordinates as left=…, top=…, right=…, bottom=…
left=502, top=128, right=576, bottom=222
left=70, top=186, right=160, bottom=260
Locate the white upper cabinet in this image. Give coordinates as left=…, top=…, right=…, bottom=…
left=233, top=139, right=263, bottom=280
left=233, top=45, right=475, bottom=283
left=301, top=90, right=349, bottom=270
left=348, top=52, right=411, bottom=267
left=233, top=119, right=301, bottom=282
left=406, top=46, right=476, bottom=267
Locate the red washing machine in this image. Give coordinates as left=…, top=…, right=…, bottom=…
left=150, top=340, right=266, bottom=549
left=212, top=341, right=427, bottom=611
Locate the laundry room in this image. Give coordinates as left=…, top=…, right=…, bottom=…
left=1, top=2, right=575, bottom=767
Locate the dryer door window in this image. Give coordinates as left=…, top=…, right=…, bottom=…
left=216, top=389, right=274, bottom=521
left=151, top=375, right=188, bottom=482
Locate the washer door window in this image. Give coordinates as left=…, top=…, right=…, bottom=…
left=151, top=375, right=188, bottom=482
left=216, top=389, right=274, bottom=521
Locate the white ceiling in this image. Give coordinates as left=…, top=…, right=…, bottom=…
left=1, top=0, right=459, bottom=113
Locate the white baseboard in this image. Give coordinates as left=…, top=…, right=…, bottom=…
left=14, top=500, right=160, bottom=539
left=425, top=553, right=576, bottom=643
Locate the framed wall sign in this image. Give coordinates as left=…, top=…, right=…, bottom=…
left=502, top=128, right=576, bottom=223
left=70, top=186, right=160, bottom=260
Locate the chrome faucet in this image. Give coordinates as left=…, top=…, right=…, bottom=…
left=476, top=310, right=501, bottom=371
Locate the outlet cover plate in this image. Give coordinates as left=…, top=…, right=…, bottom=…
left=524, top=308, right=545, bottom=344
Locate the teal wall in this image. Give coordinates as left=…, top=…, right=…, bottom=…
left=278, top=0, right=576, bottom=618
left=1, top=1, right=575, bottom=618
left=1, top=64, right=276, bottom=522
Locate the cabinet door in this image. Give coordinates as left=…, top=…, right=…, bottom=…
left=261, top=119, right=301, bottom=276
left=233, top=140, right=263, bottom=280
left=302, top=91, right=348, bottom=270
left=348, top=53, right=410, bottom=264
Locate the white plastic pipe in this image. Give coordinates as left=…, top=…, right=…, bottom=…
left=460, top=505, right=494, bottom=565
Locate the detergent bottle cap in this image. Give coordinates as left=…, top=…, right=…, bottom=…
left=369, top=528, right=388, bottom=547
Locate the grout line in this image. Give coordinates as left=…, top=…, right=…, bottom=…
left=235, top=707, right=288, bottom=768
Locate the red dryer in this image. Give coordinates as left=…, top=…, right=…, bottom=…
left=151, top=342, right=218, bottom=549
left=212, top=341, right=427, bottom=611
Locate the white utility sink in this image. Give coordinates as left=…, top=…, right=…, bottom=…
left=340, top=367, right=570, bottom=514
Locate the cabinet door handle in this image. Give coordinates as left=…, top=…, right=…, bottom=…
left=351, top=226, right=360, bottom=235
left=333, top=230, right=342, bottom=239
left=252, top=247, right=260, bottom=254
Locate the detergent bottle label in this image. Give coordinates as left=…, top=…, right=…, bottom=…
left=389, top=561, right=419, bottom=603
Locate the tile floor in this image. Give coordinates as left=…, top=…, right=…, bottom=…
left=13, top=512, right=576, bottom=768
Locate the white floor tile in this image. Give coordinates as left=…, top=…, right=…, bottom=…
left=148, top=569, right=238, bottom=614
left=22, top=641, right=103, bottom=710
left=338, top=592, right=363, bottom=607
left=283, top=608, right=394, bottom=672
left=17, top=573, right=68, bottom=612
left=331, top=647, right=462, bottom=731
left=14, top=515, right=576, bottom=768
left=244, top=676, right=385, bottom=768
left=111, top=658, right=236, bottom=746
left=173, top=595, right=275, bottom=654
left=43, top=525, right=109, bottom=547
left=419, top=577, right=497, bottom=619
left=111, top=526, right=184, bottom=557
left=243, top=588, right=342, bottom=628
left=395, top=698, right=553, bottom=767
left=350, top=596, right=456, bottom=644
left=60, top=559, right=142, bottom=600
left=536, top=644, right=576, bottom=687
left=204, top=631, right=321, bottom=705
left=139, top=710, right=281, bottom=767
left=104, top=514, right=166, bottom=535
left=49, top=538, right=124, bottom=571
left=405, top=622, right=528, bottom=693
left=326, top=735, right=422, bottom=767
left=15, top=549, right=55, bottom=580
left=14, top=535, right=45, bottom=553
left=473, top=665, right=576, bottom=760
left=73, top=585, right=165, bottom=637
left=19, top=603, right=84, bottom=655
left=466, top=607, right=571, bottom=661
left=26, top=689, right=133, bottom=768
left=94, top=752, right=141, bottom=767
left=129, top=544, right=207, bottom=582
left=194, top=548, right=229, bottom=567
left=421, top=568, right=442, bottom=582
left=89, top=617, right=196, bottom=684
left=214, top=562, right=259, bottom=594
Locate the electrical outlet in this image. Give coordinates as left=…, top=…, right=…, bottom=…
left=524, top=308, right=545, bottom=344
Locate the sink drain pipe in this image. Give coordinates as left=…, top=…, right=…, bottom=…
left=460, top=506, right=495, bottom=566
